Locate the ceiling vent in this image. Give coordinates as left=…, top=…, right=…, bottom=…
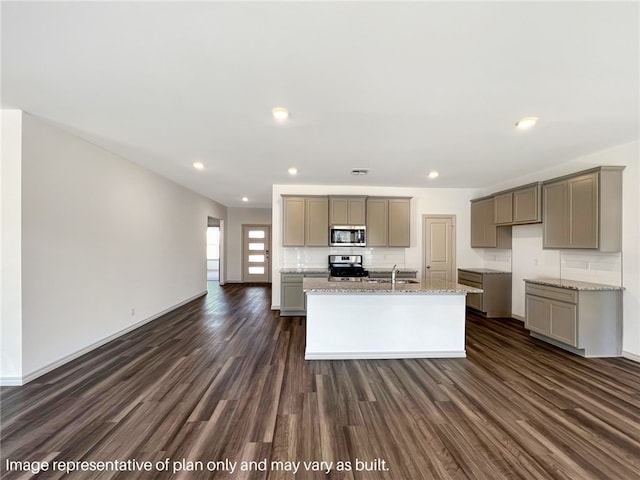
left=351, top=168, right=369, bottom=176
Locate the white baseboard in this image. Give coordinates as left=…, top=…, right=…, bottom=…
left=0, top=376, right=23, bottom=386
left=511, top=313, right=525, bottom=322
left=622, top=351, right=640, bottom=363
left=2, top=290, right=207, bottom=387
left=305, top=350, right=466, bottom=360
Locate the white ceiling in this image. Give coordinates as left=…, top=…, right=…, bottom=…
left=2, top=1, right=638, bottom=208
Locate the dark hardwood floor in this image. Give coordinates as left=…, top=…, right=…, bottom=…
left=2, top=283, right=639, bottom=479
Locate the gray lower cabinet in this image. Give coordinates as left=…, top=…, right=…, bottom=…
left=280, top=272, right=327, bottom=316
left=458, top=269, right=512, bottom=317
left=524, top=281, right=622, bottom=357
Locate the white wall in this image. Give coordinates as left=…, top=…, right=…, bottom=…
left=226, top=207, right=272, bottom=282
left=271, top=185, right=480, bottom=308
left=1, top=110, right=23, bottom=382
left=478, top=140, right=640, bottom=360
left=10, top=113, right=227, bottom=383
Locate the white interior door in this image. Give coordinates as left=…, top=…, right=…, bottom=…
left=242, top=225, right=271, bottom=283
left=423, top=215, right=456, bottom=281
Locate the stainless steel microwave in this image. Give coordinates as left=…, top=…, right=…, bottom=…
left=329, top=225, right=366, bottom=247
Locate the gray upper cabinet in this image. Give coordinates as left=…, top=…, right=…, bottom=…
left=365, top=198, right=388, bottom=246
left=513, top=184, right=542, bottom=223
left=542, top=167, right=624, bottom=251
left=388, top=198, right=411, bottom=247
left=282, top=197, right=306, bottom=246
left=329, top=196, right=366, bottom=225
left=306, top=197, right=330, bottom=246
left=471, top=197, right=511, bottom=248
left=282, top=196, right=328, bottom=247
left=366, top=197, right=411, bottom=247
left=494, top=192, right=513, bottom=225
left=494, top=183, right=542, bottom=226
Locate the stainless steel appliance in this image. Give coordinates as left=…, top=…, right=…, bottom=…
left=328, top=254, right=369, bottom=281
left=329, top=225, right=366, bottom=247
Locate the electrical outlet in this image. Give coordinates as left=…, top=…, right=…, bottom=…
left=131, top=308, right=135, bottom=316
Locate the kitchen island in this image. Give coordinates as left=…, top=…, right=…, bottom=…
left=303, top=278, right=482, bottom=360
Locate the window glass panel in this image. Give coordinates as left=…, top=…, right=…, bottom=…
left=248, top=230, right=265, bottom=239
left=207, top=245, right=220, bottom=260
left=248, top=266, right=265, bottom=274
left=207, top=228, right=220, bottom=243
left=248, top=254, right=265, bottom=263
left=207, top=227, right=220, bottom=259
left=248, top=243, right=264, bottom=251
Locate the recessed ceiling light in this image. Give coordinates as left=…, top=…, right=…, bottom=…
left=288, top=167, right=298, bottom=176
left=428, top=170, right=439, bottom=179
left=515, top=117, right=538, bottom=129
left=242, top=196, right=249, bottom=202
left=193, top=161, right=205, bottom=170
left=272, top=107, right=289, bottom=120
left=351, top=168, right=369, bottom=176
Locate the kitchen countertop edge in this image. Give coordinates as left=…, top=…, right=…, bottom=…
left=524, top=278, right=625, bottom=291
left=303, top=277, right=482, bottom=295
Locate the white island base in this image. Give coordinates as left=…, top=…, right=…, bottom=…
left=305, top=292, right=467, bottom=360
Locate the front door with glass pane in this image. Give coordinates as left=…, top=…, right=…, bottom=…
left=242, top=225, right=271, bottom=283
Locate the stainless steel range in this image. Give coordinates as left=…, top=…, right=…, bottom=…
left=328, top=255, right=369, bottom=281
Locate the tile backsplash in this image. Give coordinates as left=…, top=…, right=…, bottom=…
left=482, top=249, right=512, bottom=271
left=559, top=251, right=622, bottom=286
left=282, top=247, right=406, bottom=268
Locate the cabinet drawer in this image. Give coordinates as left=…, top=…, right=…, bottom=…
left=525, top=283, right=577, bottom=304
left=304, top=272, right=328, bottom=278
left=458, top=270, right=483, bottom=285
left=281, top=274, right=304, bottom=283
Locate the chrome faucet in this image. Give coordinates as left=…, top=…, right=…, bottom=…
left=391, top=264, right=398, bottom=284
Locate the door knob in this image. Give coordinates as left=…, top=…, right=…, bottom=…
left=426, top=265, right=431, bottom=269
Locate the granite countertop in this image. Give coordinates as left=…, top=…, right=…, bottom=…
left=458, top=268, right=511, bottom=274
left=281, top=268, right=329, bottom=274
left=524, top=278, right=624, bottom=291
left=367, top=267, right=418, bottom=274
left=303, top=277, right=483, bottom=295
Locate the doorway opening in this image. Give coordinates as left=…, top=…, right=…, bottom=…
left=207, top=216, right=223, bottom=284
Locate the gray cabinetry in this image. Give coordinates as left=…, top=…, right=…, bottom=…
left=365, top=198, right=388, bottom=246
left=524, top=280, right=622, bottom=356
left=306, top=197, right=330, bottom=246
left=281, top=274, right=305, bottom=315
left=458, top=268, right=511, bottom=318
left=329, top=196, right=366, bottom=225
left=282, top=196, right=328, bottom=247
left=280, top=271, right=328, bottom=316
left=513, top=183, right=542, bottom=223
left=542, top=167, right=624, bottom=251
left=494, top=183, right=542, bottom=226
left=388, top=199, right=411, bottom=247
left=458, top=269, right=512, bottom=317
left=494, top=192, right=513, bottom=225
left=470, top=197, right=512, bottom=248
left=366, top=197, right=411, bottom=247
left=282, top=197, right=305, bottom=246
